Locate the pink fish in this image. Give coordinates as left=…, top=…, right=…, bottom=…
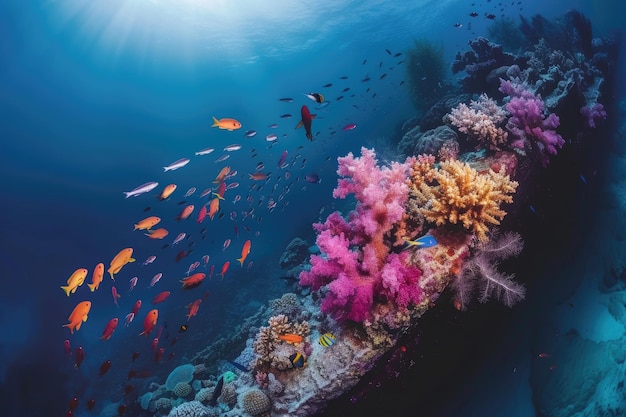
left=112, top=286, right=121, bottom=308
left=186, top=261, right=200, bottom=276
left=129, top=276, right=138, bottom=292
left=230, top=211, right=237, bottom=221
left=226, top=182, right=239, bottom=190
left=149, top=273, right=163, bottom=288
left=172, top=233, right=186, bottom=245
left=125, top=312, right=135, bottom=326
left=200, top=188, right=212, bottom=198
left=232, top=195, right=241, bottom=204
left=184, top=187, right=196, bottom=197
left=278, top=150, right=288, bottom=168
left=223, top=239, right=231, bottom=251
left=342, top=123, right=357, bottom=131
left=197, top=205, right=208, bottom=224
left=202, top=255, right=209, bottom=268
left=142, top=255, right=156, bottom=266
left=131, top=300, right=142, bottom=315
left=64, top=339, right=71, bottom=356
left=209, top=264, right=215, bottom=278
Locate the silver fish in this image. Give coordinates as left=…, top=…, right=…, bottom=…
left=123, top=182, right=158, bottom=198
left=163, top=158, right=190, bottom=172
left=195, top=147, right=215, bottom=156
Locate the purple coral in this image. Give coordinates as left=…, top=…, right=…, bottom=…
left=499, top=79, right=565, bottom=166
left=299, top=148, right=424, bottom=322
left=580, top=103, right=607, bottom=128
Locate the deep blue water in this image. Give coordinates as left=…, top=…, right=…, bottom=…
left=1, top=1, right=624, bottom=417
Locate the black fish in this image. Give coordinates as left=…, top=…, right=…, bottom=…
left=469, top=11, right=478, bottom=17
left=399, top=80, right=405, bottom=85
left=485, top=13, right=496, bottom=19
left=200, top=228, right=206, bottom=233
left=177, top=200, right=186, bottom=205
left=393, top=52, right=402, bottom=57
left=227, top=360, right=250, bottom=372
left=323, top=83, right=332, bottom=88
left=336, top=96, right=344, bottom=101
left=385, top=49, right=391, bottom=55
left=279, top=98, right=294, bottom=102
left=361, top=77, right=370, bottom=82
left=339, top=76, right=348, bottom=79
left=342, top=87, right=350, bottom=92
left=280, top=114, right=292, bottom=118
left=379, top=73, right=387, bottom=79
left=362, top=59, right=367, bottom=65
left=143, top=206, right=151, bottom=212
left=209, top=376, right=224, bottom=407
left=162, top=244, right=170, bottom=249
left=379, top=61, right=382, bottom=68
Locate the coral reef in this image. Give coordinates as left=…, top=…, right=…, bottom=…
left=174, top=382, right=193, bottom=398
left=167, top=400, right=209, bottom=417
left=409, top=158, right=518, bottom=242
left=166, top=364, right=196, bottom=391
left=279, top=238, right=309, bottom=269
left=253, top=314, right=310, bottom=370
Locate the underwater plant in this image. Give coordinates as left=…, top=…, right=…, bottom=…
left=405, top=38, right=447, bottom=113
left=487, top=16, right=527, bottom=52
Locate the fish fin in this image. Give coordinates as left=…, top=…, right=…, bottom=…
left=311, top=114, right=317, bottom=119
left=128, top=258, right=136, bottom=263
left=87, top=283, right=96, bottom=292
left=211, top=116, right=219, bottom=127
left=236, top=257, right=244, bottom=267
left=61, top=286, right=71, bottom=297
left=76, top=321, right=82, bottom=331
left=295, top=120, right=303, bottom=129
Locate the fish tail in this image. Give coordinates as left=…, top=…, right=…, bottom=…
left=211, top=116, right=219, bottom=127
left=109, top=272, right=115, bottom=280
left=61, top=286, right=71, bottom=297
left=236, top=257, right=244, bottom=267
left=87, top=283, right=96, bottom=292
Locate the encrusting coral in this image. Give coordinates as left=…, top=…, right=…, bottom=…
left=409, top=158, right=518, bottom=242
left=253, top=314, right=310, bottom=370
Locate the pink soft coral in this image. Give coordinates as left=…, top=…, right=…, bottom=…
left=299, top=148, right=424, bottom=322
left=499, top=79, right=565, bottom=166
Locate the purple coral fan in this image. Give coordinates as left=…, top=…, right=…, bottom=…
left=299, top=148, right=424, bottom=322
left=499, top=79, right=565, bottom=166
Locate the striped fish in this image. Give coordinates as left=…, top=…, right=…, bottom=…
left=318, top=332, right=336, bottom=347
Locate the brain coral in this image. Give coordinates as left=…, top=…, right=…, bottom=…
left=173, top=382, right=193, bottom=398
left=241, top=389, right=271, bottom=416
left=220, top=382, right=238, bottom=407
left=166, top=364, right=196, bottom=391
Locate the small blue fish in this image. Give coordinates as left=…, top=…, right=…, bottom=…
left=403, top=235, right=438, bottom=249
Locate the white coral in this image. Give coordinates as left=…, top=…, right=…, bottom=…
left=446, top=94, right=508, bottom=150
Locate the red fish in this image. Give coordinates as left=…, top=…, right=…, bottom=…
left=74, top=346, right=85, bottom=369
left=248, top=172, right=268, bottom=181
left=111, top=286, right=121, bottom=308
left=237, top=240, right=251, bottom=266
left=64, top=339, right=71, bottom=356
left=342, top=123, right=357, bottom=131
left=278, top=150, right=288, bottom=168
left=151, top=337, right=159, bottom=351
left=176, top=250, right=188, bottom=262
left=197, top=205, right=208, bottom=223
left=87, top=398, right=96, bottom=411
left=155, top=347, right=165, bottom=363
left=69, top=397, right=79, bottom=411
left=186, top=299, right=202, bottom=321
left=297, top=105, right=316, bottom=140
left=139, top=309, right=158, bottom=336
left=176, top=204, right=194, bottom=221
left=180, top=273, right=206, bottom=289
left=218, top=261, right=230, bottom=278
left=100, top=318, right=119, bottom=341
left=152, top=291, right=171, bottom=304
left=131, top=300, right=142, bottom=315
left=538, top=353, right=551, bottom=358
left=99, top=359, right=111, bottom=376
left=131, top=351, right=140, bottom=362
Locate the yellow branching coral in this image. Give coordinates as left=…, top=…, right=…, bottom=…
left=412, top=159, right=518, bottom=242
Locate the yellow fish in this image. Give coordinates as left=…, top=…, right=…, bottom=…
left=60, top=268, right=88, bottom=297
left=63, top=300, right=91, bottom=334
left=211, top=116, right=242, bottom=131
left=107, top=248, right=135, bottom=280
left=87, top=263, right=104, bottom=292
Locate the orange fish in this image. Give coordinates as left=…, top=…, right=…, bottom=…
left=107, top=248, right=135, bottom=280
left=214, top=166, right=231, bottom=183
left=61, top=268, right=88, bottom=296
left=248, top=172, right=268, bottom=181
left=185, top=299, right=202, bottom=321
left=87, top=263, right=104, bottom=292
left=139, top=309, right=158, bottom=336
left=100, top=317, right=119, bottom=341
left=134, top=216, right=161, bottom=231
left=237, top=240, right=251, bottom=266
left=211, top=116, right=242, bottom=131
left=177, top=205, right=195, bottom=221
left=214, top=182, right=226, bottom=200
left=145, top=228, right=169, bottom=239
left=218, top=261, right=230, bottom=278
left=208, top=198, right=220, bottom=220
left=159, top=184, right=177, bottom=200
left=180, top=273, right=206, bottom=289
left=278, top=333, right=304, bottom=344
left=63, top=301, right=92, bottom=334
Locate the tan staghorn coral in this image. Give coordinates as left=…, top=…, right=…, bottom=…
left=412, top=160, right=518, bottom=242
